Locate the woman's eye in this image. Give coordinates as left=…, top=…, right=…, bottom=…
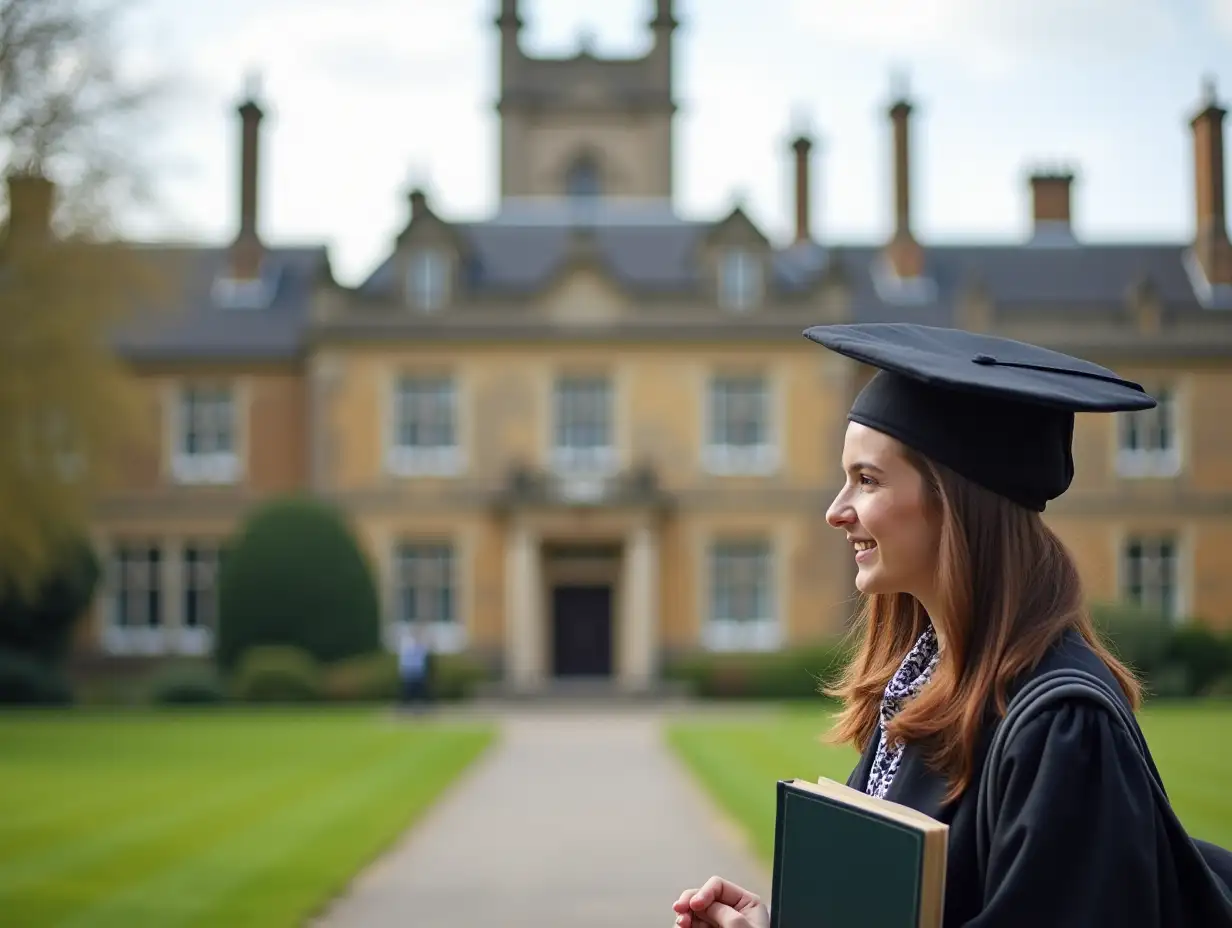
left=858, top=474, right=876, bottom=487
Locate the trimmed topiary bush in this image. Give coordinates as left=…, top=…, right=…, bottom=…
left=214, top=495, right=381, bottom=674
left=147, top=662, right=228, bottom=705
left=1164, top=624, right=1232, bottom=697
left=0, top=647, right=72, bottom=704
left=430, top=651, right=493, bottom=701
left=663, top=640, right=854, bottom=700
left=232, top=646, right=323, bottom=703
left=1090, top=601, right=1174, bottom=681
left=322, top=651, right=400, bottom=702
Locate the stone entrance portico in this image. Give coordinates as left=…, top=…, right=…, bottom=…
left=500, top=468, right=667, bottom=693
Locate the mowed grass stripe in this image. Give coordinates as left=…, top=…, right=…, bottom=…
left=0, top=712, right=496, bottom=927
left=665, top=701, right=1232, bottom=866
left=0, top=758, right=308, bottom=897
left=51, top=729, right=494, bottom=928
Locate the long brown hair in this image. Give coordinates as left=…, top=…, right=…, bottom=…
left=824, top=446, right=1141, bottom=804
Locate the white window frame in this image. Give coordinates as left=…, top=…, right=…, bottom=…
left=179, top=542, right=221, bottom=656
left=703, top=374, right=778, bottom=475
left=386, top=375, right=462, bottom=477
left=406, top=249, right=450, bottom=312
left=551, top=375, right=616, bottom=475
left=704, top=539, right=781, bottom=652
left=1119, top=534, right=1183, bottom=624
left=1116, top=386, right=1181, bottom=478
left=171, top=384, right=240, bottom=485
left=103, top=542, right=168, bottom=655
left=390, top=541, right=465, bottom=653
left=718, top=248, right=762, bottom=311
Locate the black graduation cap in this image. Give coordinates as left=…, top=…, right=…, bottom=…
left=801, top=323, right=1157, bottom=511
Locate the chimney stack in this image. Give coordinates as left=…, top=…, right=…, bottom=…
left=1028, top=168, right=1075, bottom=241
left=1190, top=76, right=1232, bottom=285
left=5, top=173, right=54, bottom=247
left=232, top=75, right=265, bottom=280
left=886, top=75, right=923, bottom=279
left=791, top=133, right=814, bottom=243
left=408, top=187, right=428, bottom=222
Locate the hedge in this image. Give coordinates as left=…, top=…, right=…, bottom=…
left=662, top=603, right=1232, bottom=702
left=214, top=495, right=381, bottom=673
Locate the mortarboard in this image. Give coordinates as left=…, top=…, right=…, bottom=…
left=801, top=323, right=1157, bottom=511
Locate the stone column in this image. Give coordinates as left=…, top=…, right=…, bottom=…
left=160, top=538, right=183, bottom=656
left=308, top=354, right=341, bottom=493
left=506, top=520, right=542, bottom=691
left=620, top=520, right=660, bottom=692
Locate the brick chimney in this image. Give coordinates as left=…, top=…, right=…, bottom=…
left=886, top=81, right=923, bottom=278
left=791, top=133, right=813, bottom=243
left=1028, top=168, right=1075, bottom=241
left=408, top=187, right=428, bottom=221
left=5, top=173, right=54, bottom=246
left=231, top=76, right=265, bottom=280
left=1190, top=76, right=1232, bottom=285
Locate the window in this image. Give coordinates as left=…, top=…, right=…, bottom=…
left=393, top=542, right=464, bottom=651
left=173, top=385, right=239, bottom=484
left=406, top=249, right=450, bottom=312
left=718, top=248, right=762, bottom=311
left=565, top=155, right=601, bottom=198
left=1117, top=387, right=1180, bottom=477
left=387, top=376, right=460, bottom=475
left=1121, top=535, right=1181, bottom=623
left=552, top=376, right=614, bottom=473
left=706, top=540, right=779, bottom=651
left=105, top=544, right=164, bottom=654
left=181, top=544, right=221, bottom=654
left=211, top=266, right=280, bottom=310
left=705, top=375, right=776, bottom=474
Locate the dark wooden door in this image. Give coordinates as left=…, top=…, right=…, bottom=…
left=551, top=584, right=613, bottom=677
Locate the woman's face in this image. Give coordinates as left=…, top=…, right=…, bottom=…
left=826, top=422, right=942, bottom=600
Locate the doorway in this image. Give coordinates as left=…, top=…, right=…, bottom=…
left=551, top=584, right=613, bottom=677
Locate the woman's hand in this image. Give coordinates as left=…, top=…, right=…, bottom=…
left=672, top=875, right=770, bottom=928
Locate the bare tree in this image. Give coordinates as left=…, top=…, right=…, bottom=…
left=0, top=0, right=169, bottom=595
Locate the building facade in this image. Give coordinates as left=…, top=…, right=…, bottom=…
left=78, top=2, right=1232, bottom=691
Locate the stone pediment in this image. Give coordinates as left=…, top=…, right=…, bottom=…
left=539, top=265, right=627, bottom=325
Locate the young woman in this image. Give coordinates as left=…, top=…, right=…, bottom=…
left=673, top=323, right=1232, bottom=928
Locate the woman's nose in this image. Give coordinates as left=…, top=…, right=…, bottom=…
left=826, top=494, right=853, bottom=529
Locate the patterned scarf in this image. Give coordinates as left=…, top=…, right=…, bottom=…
left=865, top=624, right=942, bottom=799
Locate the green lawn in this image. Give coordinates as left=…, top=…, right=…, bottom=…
left=665, top=700, right=1232, bottom=866
left=0, top=709, right=496, bottom=927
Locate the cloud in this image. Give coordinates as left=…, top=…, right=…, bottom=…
left=183, top=0, right=479, bottom=102
left=122, top=0, right=493, bottom=281
left=789, top=0, right=1180, bottom=80
left=1212, top=0, right=1232, bottom=34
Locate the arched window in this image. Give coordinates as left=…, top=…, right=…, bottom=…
left=565, top=155, right=601, bottom=198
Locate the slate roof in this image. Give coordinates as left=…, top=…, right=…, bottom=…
left=110, top=245, right=328, bottom=361
left=108, top=200, right=1230, bottom=362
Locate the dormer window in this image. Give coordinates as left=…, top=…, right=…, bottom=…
left=212, top=259, right=280, bottom=310
left=718, top=248, right=762, bottom=311
left=406, top=248, right=450, bottom=312
left=565, top=155, right=601, bottom=198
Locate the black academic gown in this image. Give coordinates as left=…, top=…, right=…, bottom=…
left=844, top=628, right=1232, bottom=927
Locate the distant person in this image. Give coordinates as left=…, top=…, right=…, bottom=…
left=673, top=324, right=1232, bottom=927
left=398, top=625, right=430, bottom=710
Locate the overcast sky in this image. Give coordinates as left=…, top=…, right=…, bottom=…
left=120, top=0, right=1232, bottom=285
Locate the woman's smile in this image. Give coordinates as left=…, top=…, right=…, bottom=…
left=851, top=538, right=878, bottom=562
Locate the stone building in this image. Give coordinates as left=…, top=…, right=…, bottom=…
left=67, top=1, right=1232, bottom=691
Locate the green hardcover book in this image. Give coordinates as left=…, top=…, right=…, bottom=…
left=769, top=777, right=949, bottom=928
